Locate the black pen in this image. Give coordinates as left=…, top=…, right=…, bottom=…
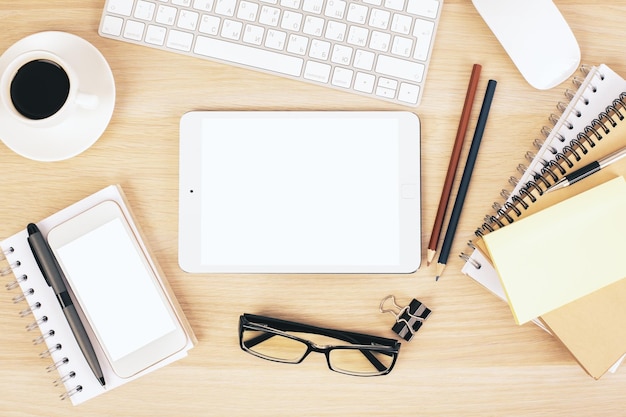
left=547, top=146, right=626, bottom=193
left=27, top=223, right=106, bottom=387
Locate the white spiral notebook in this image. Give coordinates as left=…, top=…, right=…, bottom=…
left=1, top=185, right=196, bottom=405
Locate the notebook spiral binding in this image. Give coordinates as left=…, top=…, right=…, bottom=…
left=474, top=66, right=626, bottom=237
left=1, top=246, right=82, bottom=401
left=459, top=241, right=480, bottom=269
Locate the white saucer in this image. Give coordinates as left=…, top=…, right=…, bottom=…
left=0, top=32, right=115, bottom=162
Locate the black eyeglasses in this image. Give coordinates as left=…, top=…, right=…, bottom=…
left=239, top=313, right=401, bottom=376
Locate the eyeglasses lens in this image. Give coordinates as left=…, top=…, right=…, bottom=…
left=329, top=348, right=395, bottom=376
left=242, top=329, right=309, bottom=363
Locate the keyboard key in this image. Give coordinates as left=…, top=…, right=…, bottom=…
left=166, top=29, right=194, bottom=51
left=391, top=13, right=412, bottom=35
left=259, top=6, right=280, bottom=26
left=156, top=5, right=178, bottom=25
left=331, top=67, right=353, bottom=88
left=391, top=36, right=413, bottom=58
left=215, top=0, right=236, bottom=16
left=325, top=21, right=346, bottom=42
left=193, top=0, right=214, bottom=11
left=331, top=44, right=353, bottom=65
left=407, top=0, right=440, bottom=19
left=134, top=0, right=156, bottom=20
left=303, top=15, right=324, bottom=36
left=237, top=1, right=259, bottom=21
left=353, top=49, right=375, bottom=70
left=281, top=10, right=303, bottom=31
left=178, top=10, right=200, bottom=30
left=146, top=25, right=167, bottom=45
left=376, top=55, right=424, bottom=82
left=413, top=19, right=435, bottom=61
left=346, top=4, right=368, bottom=24
left=194, top=36, right=304, bottom=76
left=347, top=26, right=368, bottom=47
left=302, top=0, right=323, bottom=14
left=376, top=86, right=395, bottom=99
left=265, top=29, right=287, bottom=50
left=369, top=8, right=390, bottom=30
left=221, top=19, right=243, bottom=40
left=303, top=61, right=331, bottom=83
left=384, top=0, right=405, bottom=11
left=354, top=72, right=375, bottom=93
left=325, top=0, right=346, bottom=19
left=281, top=0, right=301, bottom=9
left=378, top=77, right=398, bottom=90
left=199, top=14, right=220, bottom=34
left=124, top=20, right=146, bottom=40
left=398, top=82, right=420, bottom=104
left=308, top=39, right=330, bottom=60
left=107, top=0, right=134, bottom=16
left=243, top=24, right=265, bottom=45
left=287, top=34, right=309, bottom=55
left=101, top=15, right=124, bottom=36
left=370, top=31, right=390, bottom=52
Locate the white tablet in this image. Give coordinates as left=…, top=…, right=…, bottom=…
left=179, top=111, right=421, bottom=273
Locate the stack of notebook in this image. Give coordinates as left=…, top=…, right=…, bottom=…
left=461, top=64, right=626, bottom=379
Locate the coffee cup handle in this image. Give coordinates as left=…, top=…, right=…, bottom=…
left=76, top=92, right=99, bottom=110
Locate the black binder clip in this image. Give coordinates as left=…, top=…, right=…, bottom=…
left=379, top=295, right=431, bottom=341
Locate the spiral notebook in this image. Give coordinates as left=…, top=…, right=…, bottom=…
left=461, top=64, right=626, bottom=378
left=0, top=185, right=196, bottom=405
left=462, top=64, right=626, bottom=283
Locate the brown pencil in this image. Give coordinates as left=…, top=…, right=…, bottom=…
left=426, top=63, right=482, bottom=266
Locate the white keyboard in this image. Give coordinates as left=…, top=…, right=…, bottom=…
left=99, top=0, right=443, bottom=107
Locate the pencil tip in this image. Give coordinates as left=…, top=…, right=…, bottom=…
left=426, top=249, right=436, bottom=265
left=435, top=263, right=446, bottom=280
left=435, top=275, right=439, bottom=281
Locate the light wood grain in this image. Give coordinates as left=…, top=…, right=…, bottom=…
left=1, top=1, right=625, bottom=416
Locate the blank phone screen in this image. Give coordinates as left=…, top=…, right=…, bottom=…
left=56, top=217, right=176, bottom=361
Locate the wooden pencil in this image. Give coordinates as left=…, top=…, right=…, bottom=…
left=427, top=63, right=482, bottom=265
left=436, top=79, right=497, bottom=280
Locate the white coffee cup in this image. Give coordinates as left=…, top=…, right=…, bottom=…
left=0, top=50, right=99, bottom=128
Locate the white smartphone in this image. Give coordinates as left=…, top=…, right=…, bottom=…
left=47, top=200, right=188, bottom=378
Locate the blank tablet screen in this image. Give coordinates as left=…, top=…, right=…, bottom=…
left=179, top=112, right=421, bottom=273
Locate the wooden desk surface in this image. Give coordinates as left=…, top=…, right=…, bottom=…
left=1, top=1, right=625, bottom=416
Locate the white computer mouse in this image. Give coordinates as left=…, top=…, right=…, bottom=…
left=472, top=0, right=580, bottom=90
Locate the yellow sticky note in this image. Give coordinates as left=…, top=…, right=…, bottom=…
left=483, top=176, right=626, bottom=324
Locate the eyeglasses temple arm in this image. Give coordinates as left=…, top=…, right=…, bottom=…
left=241, top=330, right=275, bottom=349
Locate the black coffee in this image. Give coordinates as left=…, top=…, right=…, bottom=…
left=10, top=59, right=71, bottom=120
